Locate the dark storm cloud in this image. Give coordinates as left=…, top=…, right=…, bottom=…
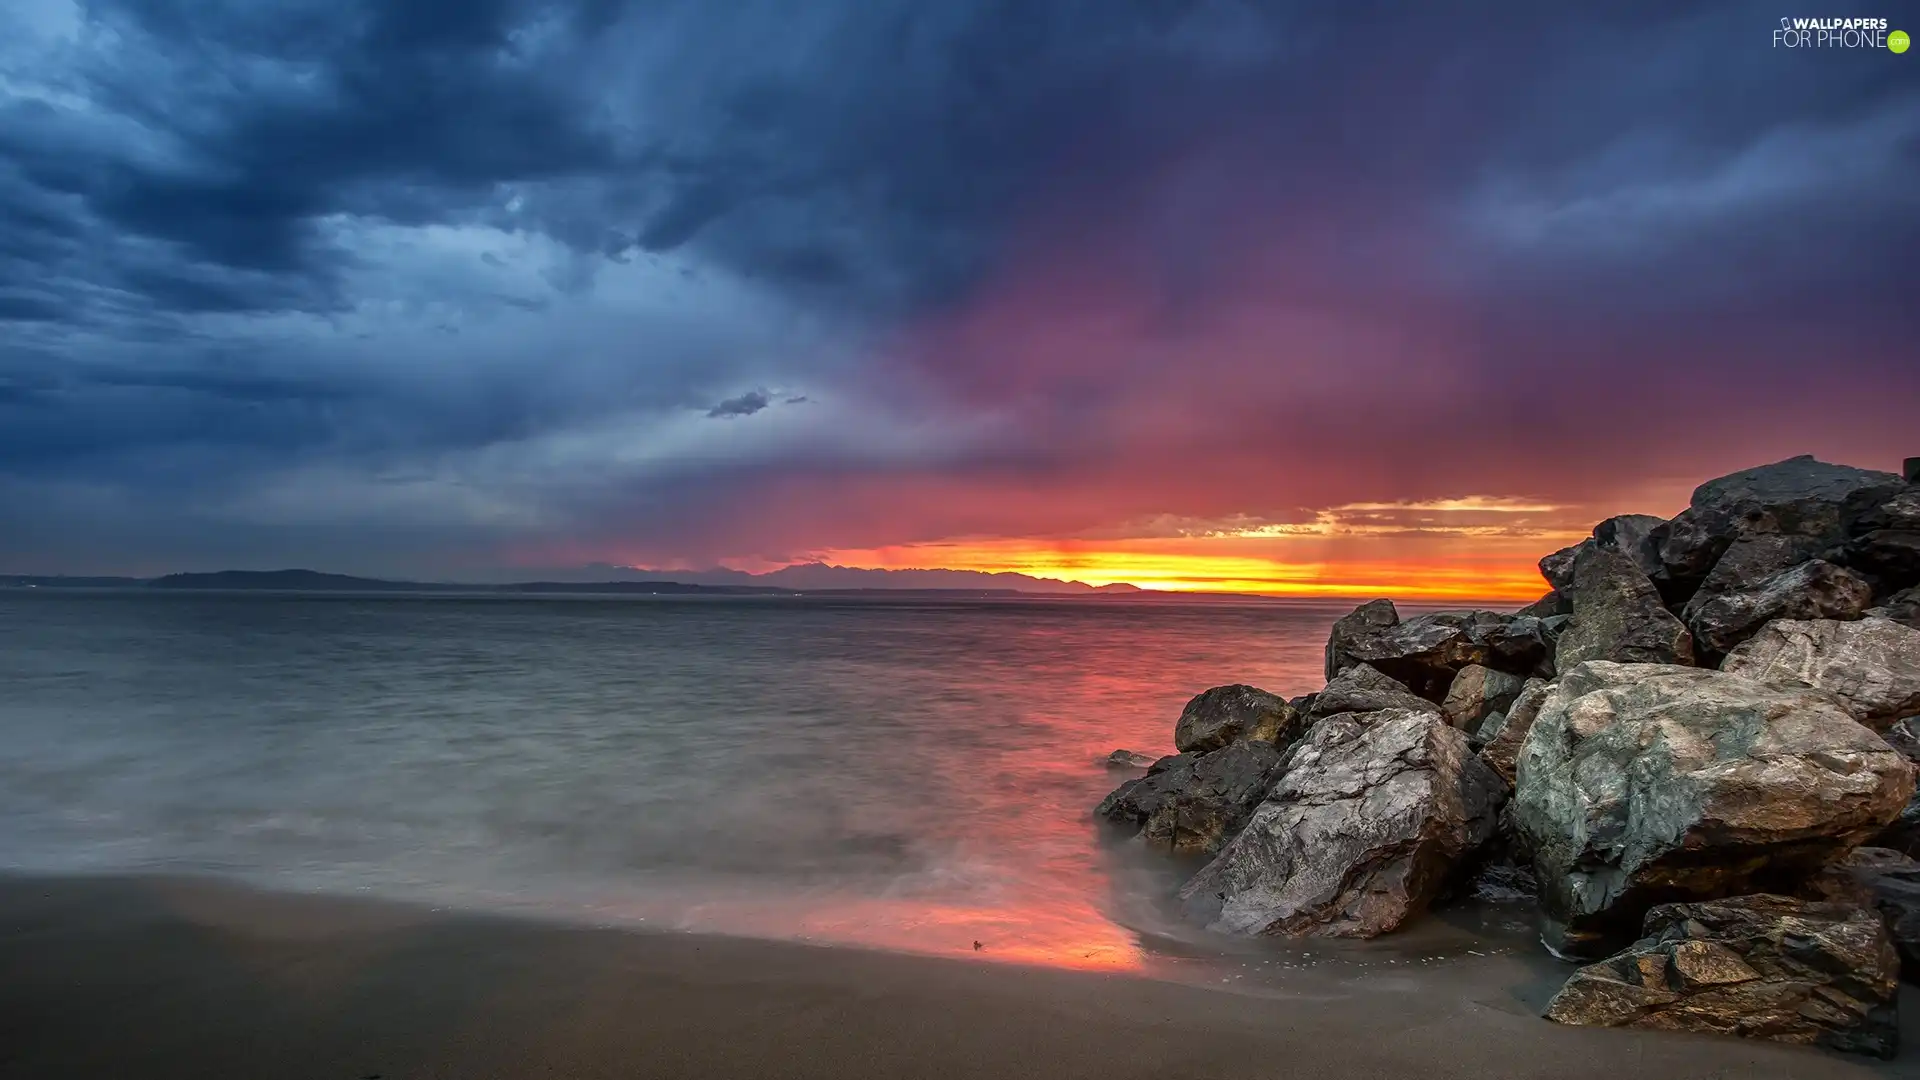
left=706, top=390, right=771, bottom=419
left=1, top=0, right=1916, bottom=574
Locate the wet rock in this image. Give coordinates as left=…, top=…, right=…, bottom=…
left=1440, top=663, right=1526, bottom=733
left=1306, top=663, right=1436, bottom=721
left=1177, top=708, right=1503, bottom=937
left=1553, top=545, right=1695, bottom=670
left=1836, top=488, right=1920, bottom=596
left=1868, top=586, right=1920, bottom=629
left=1654, top=455, right=1903, bottom=607
left=1094, top=741, right=1286, bottom=856
left=1475, top=677, right=1551, bottom=786
left=1721, top=617, right=1920, bottom=732
left=1513, top=661, right=1914, bottom=957
left=1104, top=749, right=1156, bottom=769
left=1323, top=599, right=1554, bottom=702
left=1543, top=894, right=1901, bottom=1059
left=1173, top=684, right=1303, bottom=754
left=1686, top=560, right=1875, bottom=660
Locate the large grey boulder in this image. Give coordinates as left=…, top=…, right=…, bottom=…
left=1094, top=741, right=1286, bottom=855
left=1173, top=684, right=1302, bottom=753
left=1721, top=617, right=1920, bottom=732
left=1307, top=663, right=1437, bottom=722
left=1542, top=894, right=1901, bottom=1059
left=1654, top=456, right=1903, bottom=606
left=1553, top=545, right=1695, bottom=670
left=1177, top=709, right=1503, bottom=937
left=1686, top=559, right=1875, bottom=659
left=1440, top=664, right=1526, bottom=733
left=1513, top=661, right=1914, bottom=957
left=1476, top=676, right=1551, bottom=786
left=1324, top=600, right=1554, bottom=702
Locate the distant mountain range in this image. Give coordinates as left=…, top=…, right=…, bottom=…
left=1, top=565, right=1149, bottom=597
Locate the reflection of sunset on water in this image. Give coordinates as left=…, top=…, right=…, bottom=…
left=3, top=593, right=1518, bottom=978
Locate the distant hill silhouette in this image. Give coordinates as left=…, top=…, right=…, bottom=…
left=7, top=567, right=1199, bottom=598
left=147, top=570, right=435, bottom=591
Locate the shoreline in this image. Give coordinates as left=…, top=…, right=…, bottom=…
left=2, top=871, right=1910, bottom=1079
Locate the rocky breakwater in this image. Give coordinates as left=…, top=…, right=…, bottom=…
left=1093, top=454, right=1920, bottom=1058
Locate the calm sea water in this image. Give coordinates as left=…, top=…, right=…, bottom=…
left=0, top=590, right=1491, bottom=969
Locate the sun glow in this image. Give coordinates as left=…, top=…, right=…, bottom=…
left=809, top=538, right=1559, bottom=601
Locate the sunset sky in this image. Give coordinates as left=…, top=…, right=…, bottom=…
left=2, top=2, right=1916, bottom=597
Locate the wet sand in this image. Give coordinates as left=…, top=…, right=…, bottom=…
left=0, top=874, right=1912, bottom=1079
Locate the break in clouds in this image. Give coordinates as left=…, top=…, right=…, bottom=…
left=1, top=0, right=1916, bottom=575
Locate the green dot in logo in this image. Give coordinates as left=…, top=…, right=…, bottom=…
left=1893, top=29, right=1912, bottom=53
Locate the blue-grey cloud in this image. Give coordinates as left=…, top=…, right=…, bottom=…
left=0, top=0, right=1916, bottom=574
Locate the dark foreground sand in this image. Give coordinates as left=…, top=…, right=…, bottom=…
left=1, top=875, right=1914, bottom=1079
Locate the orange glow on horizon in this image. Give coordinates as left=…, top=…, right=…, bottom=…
left=804, top=538, right=1561, bottom=602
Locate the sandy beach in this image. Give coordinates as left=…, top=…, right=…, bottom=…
left=1, top=874, right=1912, bottom=1079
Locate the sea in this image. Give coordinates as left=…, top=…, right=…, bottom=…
left=0, top=589, right=1530, bottom=972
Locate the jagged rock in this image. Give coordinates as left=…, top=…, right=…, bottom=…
left=1104, top=749, right=1156, bottom=769
left=1542, top=894, right=1901, bottom=1059
left=1541, top=545, right=1581, bottom=594
left=1323, top=600, right=1553, bottom=702
left=1680, top=535, right=1822, bottom=623
left=1595, top=514, right=1669, bottom=578
left=1173, top=684, right=1303, bottom=753
left=1306, top=663, right=1436, bottom=721
left=1553, top=545, right=1695, bottom=670
left=1721, top=617, right=1920, bottom=732
left=1874, top=719, right=1920, bottom=857
left=1516, top=590, right=1569, bottom=618
left=1837, top=487, right=1920, bottom=596
left=1094, top=741, right=1285, bottom=855
left=1823, top=847, right=1920, bottom=982
left=1451, top=802, right=1539, bottom=905
left=1654, top=456, right=1903, bottom=607
left=1686, top=560, right=1875, bottom=659
left=1476, top=677, right=1550, bottom=786
left=1177, top=709, right=1503, bottom=937
left=1868, top=586, right=1920, bottom=629
left=1887, top=716, right=1920, bottom=761
left=1540, top=515, right=1666, bottom=594
left=1513, top=661, right=1914, bottom=957
left=1440, top=664, right=1526, bottom=733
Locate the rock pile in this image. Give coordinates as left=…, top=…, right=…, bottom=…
left=1093, top=454, right=1920, bottom=1057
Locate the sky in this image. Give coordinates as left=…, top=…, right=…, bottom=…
left=2, top=0, right=1917, bottom=598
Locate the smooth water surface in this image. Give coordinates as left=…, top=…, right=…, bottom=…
left=0, top=590, right=1504, bottom=970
